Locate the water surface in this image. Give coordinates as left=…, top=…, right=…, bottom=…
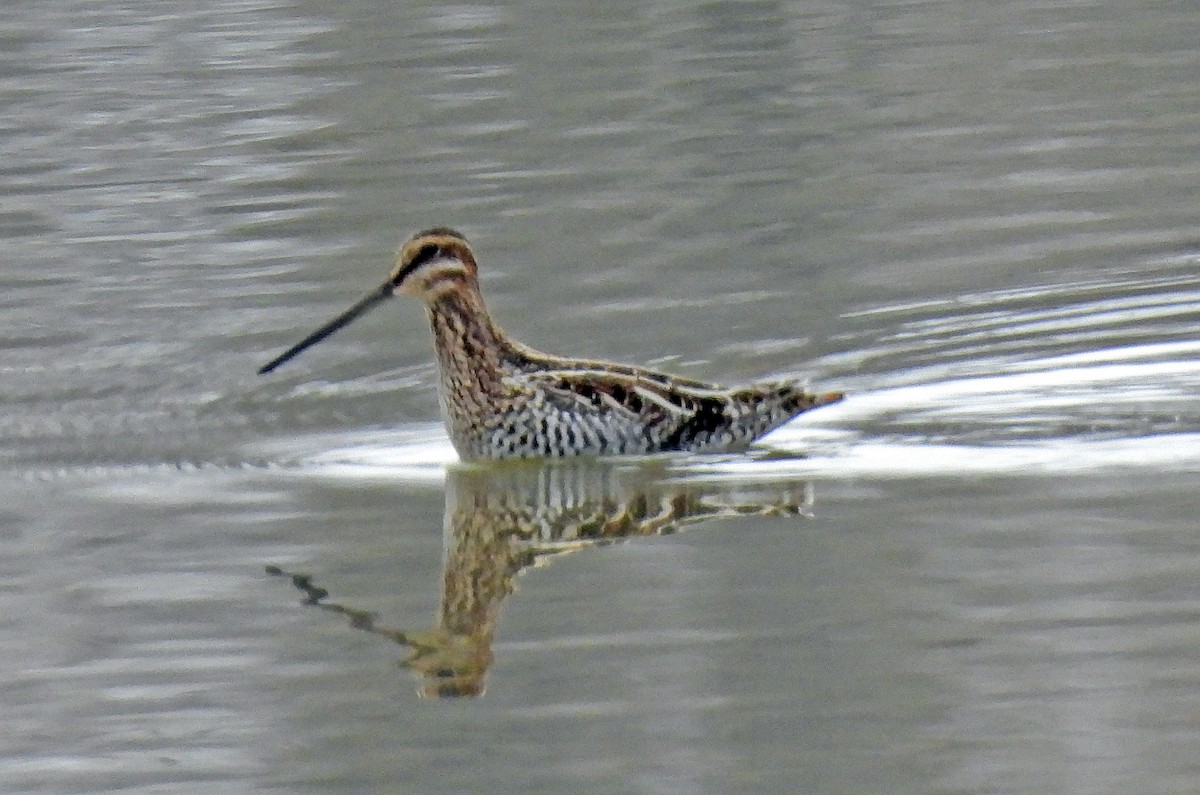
left=4, top=1, right=1200, bottom=793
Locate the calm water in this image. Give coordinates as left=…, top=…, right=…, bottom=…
left=5, top=1, right=1200, bottom=793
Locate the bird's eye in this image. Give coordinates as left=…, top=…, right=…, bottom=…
left=413, top=244, right=440, bottom=267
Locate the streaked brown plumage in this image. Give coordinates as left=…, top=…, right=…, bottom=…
left=259, top=227, right=843, bottom=459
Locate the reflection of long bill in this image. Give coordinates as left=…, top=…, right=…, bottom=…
left=257, top=283, right=393, bottom=374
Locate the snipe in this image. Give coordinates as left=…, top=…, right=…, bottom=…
left=259, top=228, right=843, bottom=459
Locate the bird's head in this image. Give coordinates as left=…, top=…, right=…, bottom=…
left=389, top=227, right=479, bottom=300
left=257, top=226, right=478, bottom=375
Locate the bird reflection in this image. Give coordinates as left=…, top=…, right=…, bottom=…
left=269, top=460, right=815, bottom=698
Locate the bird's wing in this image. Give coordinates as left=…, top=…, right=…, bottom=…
left=510, top=367, right=730, bottom=429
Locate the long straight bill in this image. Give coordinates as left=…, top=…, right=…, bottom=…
left=258, top=283, right=393, bottom=374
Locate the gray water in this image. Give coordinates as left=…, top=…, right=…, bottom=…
left=5, top=1, right=1200, bottom=793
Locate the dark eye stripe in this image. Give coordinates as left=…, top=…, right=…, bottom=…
left=412, top=244, right=440, bottom=268
left=393, top=243, right=441, bottom=285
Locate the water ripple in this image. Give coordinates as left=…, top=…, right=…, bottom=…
left=814, top=257, right=1200, bottom=472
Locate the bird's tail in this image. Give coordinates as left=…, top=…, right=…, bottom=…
left=773, top=382, right=844, bottom=416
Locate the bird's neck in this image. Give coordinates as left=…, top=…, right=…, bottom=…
left=425, top=285, right=522, bottom=406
